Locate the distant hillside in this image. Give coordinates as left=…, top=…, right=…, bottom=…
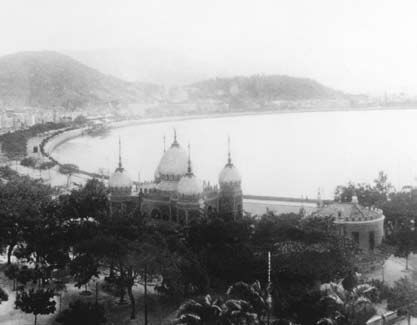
left=189, top=75, right=346, bottom=107
left=0, top=51, right=161, bottom=109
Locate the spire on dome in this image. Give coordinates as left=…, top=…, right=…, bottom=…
left=172, top=128, right=179, bottom=147
left=226, top=136, right=233, bottom=166
left=187, top=142, right=193, bottom=175
left=118, top=136, right=123, bottom=170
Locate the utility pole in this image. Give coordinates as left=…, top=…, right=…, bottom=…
left=266, top=251, right=272, bottom=325
left=144, top=264, right=148, bottom=325
left=95, top=281, right=99, bottom=305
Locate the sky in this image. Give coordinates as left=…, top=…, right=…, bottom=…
left=0, top=0, right=416, bottom=94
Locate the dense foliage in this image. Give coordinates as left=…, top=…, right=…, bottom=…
left=387, top=278, right=417, bottom=317
left=190, top=75, right=343, bottom=107
left=56, top=300, right=106, bottom=325
left=15, top=288, right=56, bottom=325
left=0, top=122, right=67, bottom=159
left=0, top=176, right=372, bottom=324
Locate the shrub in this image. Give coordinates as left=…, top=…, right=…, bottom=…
left=0, top=287, right=8, bottom=303
left=39, top=161, right=56, bottom=170
left=368, top=279, right=391, bottom=302
left=20, top=156, right=37, bottom=168
left=56, top=300, right=106, bottom=325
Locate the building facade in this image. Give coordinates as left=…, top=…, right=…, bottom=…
left=108, top=132, right=243, bottom=224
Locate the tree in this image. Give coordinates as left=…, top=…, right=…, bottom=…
left=0, top=176, right=52, bottom=264
left=382, top=189, right=417, bottom=235
left=374, top=171, right=393, bottom=200
left=334, top=171, right=393, bottom=207
left=4, top=264, right=19, bottom=290
left=387, top=277, right=417, bottom=324
left=392, top=225, right=417, bottom=270
left=261, top=216, right=355, bottom=321
left=56, top=300, right=106, bottom=325
left=382, top=191, right=417, bottom=270
left=69, top=253, right=100, bottom=291
left=60, top=178, right=108, bottom=223
left=15, top=288, right=56, bottom=325
left=185, top=219, right=258, bottom=288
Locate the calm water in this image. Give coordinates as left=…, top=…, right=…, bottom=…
left=52, top=109, right=417, bottom=199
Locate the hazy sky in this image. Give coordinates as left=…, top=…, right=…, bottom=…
left=1, top=0, right=416, bottom=94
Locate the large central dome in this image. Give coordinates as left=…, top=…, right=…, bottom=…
left=155, top=132, right=188, bottom=180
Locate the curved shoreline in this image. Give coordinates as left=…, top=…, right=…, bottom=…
left=46, top=104, right=417, bottom=158
left=42, top=104, right=417, bottom=187
left=86, top=104, right=417, bottom=132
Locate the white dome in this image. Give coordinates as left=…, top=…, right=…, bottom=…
left=177, top=174, right=203, bottom=196
left=219, top=164, right=241, bottom=184
left=156, top=144, right=188, bottom=178
left=109, top=168, right=132, bottom=190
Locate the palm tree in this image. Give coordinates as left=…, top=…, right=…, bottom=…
left=174, top=295, right=223, bottom=325
left=226, top=281, right=268, bottom=320
left=318, top=281, right=377, bottom=325
left=174, top=281, right=269, bottom=325
left=222, top=299, right=259, bottom=325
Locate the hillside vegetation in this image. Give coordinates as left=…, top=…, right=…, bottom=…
left=189, top=75, right=346, bottom=108
left=0, top=51, right=160, bottom=109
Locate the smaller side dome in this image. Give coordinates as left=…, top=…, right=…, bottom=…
left=177, top=142, right=203, bottom=197
left=178, top=174, right=203, bottom=196
left=109, top=136, right=132, bottom=194
left=219, top=164, right=241, bottom=185
left=109, top=168, right=133, bottom=191
left=218, top=137, right=241, bottom=185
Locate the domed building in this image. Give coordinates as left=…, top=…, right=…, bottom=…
left=155, top=131, right=189, bottom=193
left=108, top=138, right=139, bottom=216
left=218, top=138, right=243, bottom=222
left=311, top=194, right=385, bottom=251
left=108, top=131, right=243, bottom=225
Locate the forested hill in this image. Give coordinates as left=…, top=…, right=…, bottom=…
left=188, top=75, right=346, bottom=102
left=0, top=51, right=160, bottom=109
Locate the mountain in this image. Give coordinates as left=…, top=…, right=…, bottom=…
left=188, top=75, right=345, bottom=103
left=0, top=51, right=161, bottom=109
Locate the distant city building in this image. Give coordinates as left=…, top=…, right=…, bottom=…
left=108, top=132, right=243, bottom=224
left=311, top=194, right=385, bottom=251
